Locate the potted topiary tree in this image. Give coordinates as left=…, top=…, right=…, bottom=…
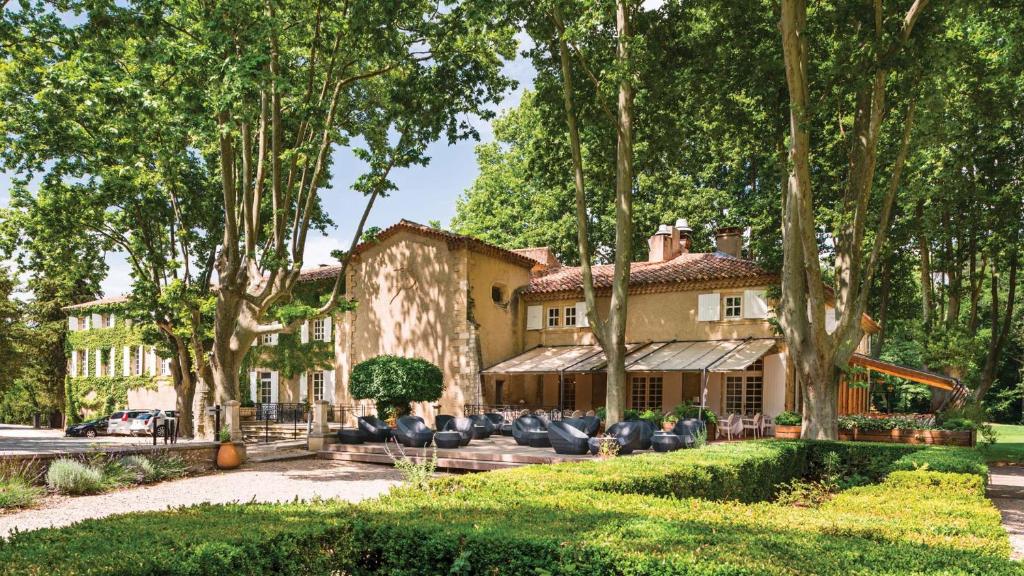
left=350, top=355, right=445, bottom=426
left=662, top=413, right=678, bottom=432
left=773, top=411, right=802, bottom=439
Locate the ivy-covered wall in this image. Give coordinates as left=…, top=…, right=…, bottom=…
left=64, top=316, right=157, bottom=422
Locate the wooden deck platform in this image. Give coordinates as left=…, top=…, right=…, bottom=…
left=318, top=435, right=596, bottom=472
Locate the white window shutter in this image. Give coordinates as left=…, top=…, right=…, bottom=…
left=743, top=290, right=769, bottom=319
left=249, top=371, right=258, bottom=404
left=91, top=313, right=101, bottom=329
left=324, top=370, right=335, bottom=403
left=825, top=307, right=838, bottom=334
left=299, top=372, right=308, bottom=402
left=123, top=347, right=131, bottom=376
left=300, top=321, right=309, bottom=344
left=137, top=345, right=144, bottom=375
left=575, top=302, right=589, bottom=328
left=322, top=316, right=332, bottom=342
left=68, top=316, right=77, bottom=331
left=95, top=349, right=102, bottom=377
left=526, top=305, right=543, bottom=330
left=70, top=350, right=78, bottom=376
left=697, top=293, right=721, bottom=321
left=83, top=315, right=91, bottom=330
left=108, top=313, right=115, bottom=327
left=147, top=348, right=157, bottom=376
left=270, top=371, right=279, bottom=404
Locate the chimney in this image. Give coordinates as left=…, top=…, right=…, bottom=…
left=675, top=219, right=693, bottom=253
left=647, top=224, right=674, bottom=262
left=715, top=227, right=744, bottom=258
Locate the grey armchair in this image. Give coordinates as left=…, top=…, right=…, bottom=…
left=547, top=421, right=589, bottom=455
left=512, top=415, right=546, bottom=446
left=395, top=415, right=434, bottom=448
left=357, top=416, right=391, bottom=443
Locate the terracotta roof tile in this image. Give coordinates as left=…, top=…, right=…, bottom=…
left=64, top=295, right=130, bottom=311
left=351, top=220, right=536, bottom=268
left=524, top=252, right=776, bottom=298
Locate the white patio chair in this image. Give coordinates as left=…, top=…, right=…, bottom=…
left=717, top=413, right=743, bottom=440
left=741, top=413, right=763, bottom=438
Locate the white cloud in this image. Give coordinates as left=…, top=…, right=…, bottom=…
left=301, top=234, right=346, bottom=268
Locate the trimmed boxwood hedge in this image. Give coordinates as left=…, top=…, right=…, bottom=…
left=0, top=441, right=1013, bottom=575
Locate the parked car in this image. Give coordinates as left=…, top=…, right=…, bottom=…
left=107, top=409, right=150, bottom=435
left=128, top=409, right=178, bottom=437
left=65, top=416, right=109, bottom=438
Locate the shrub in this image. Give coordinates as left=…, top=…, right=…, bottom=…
left=349, top=355, right=444, bottom=418
left=0, top=477, right=44, bottom=510
left=636, top=409, right=661, bottom=427
left=1, top=441, right=1015, bottom=576
left=672, top=402, right=718, bottom=425
left=890, top=445, right=988, bottom=480
left=45, top=459, right=104, bottom=495
left=775, top=410, right=801, bottom=426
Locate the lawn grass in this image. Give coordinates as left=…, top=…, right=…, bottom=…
left=980, top=423, right=1024, bottom=464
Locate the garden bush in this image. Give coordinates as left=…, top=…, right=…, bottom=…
left=0, top=476, right=43, bottom=510
left=44, top=458, right=104, bottom=495
left=349, top=355, right=444, bottom=418
left=0, top=441, right=1015, bottom=576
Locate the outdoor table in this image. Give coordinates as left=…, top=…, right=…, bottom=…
left=434, top=431, right=462, bottom=449
left=651, top=432, right=682, bottom=452
left=500, top=423, right=514, bottom=436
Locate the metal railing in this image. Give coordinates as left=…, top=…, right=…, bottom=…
left=254, top=402, right=309, bottom=424
left=328, top=404, right=375, bottom=427
left=463, top=404, right=565, bottom=423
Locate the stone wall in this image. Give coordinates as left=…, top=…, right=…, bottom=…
left=0, top=442, right=221, bottom=481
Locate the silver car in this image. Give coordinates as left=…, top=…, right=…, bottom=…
left=128, top=409, right=177, bottom=436
left=107, top=410, right=150, bottom=435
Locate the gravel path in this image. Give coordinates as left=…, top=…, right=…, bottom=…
left=0, top=459, right=403, bottom=537
left=988, top=465, right=1024, bottom=560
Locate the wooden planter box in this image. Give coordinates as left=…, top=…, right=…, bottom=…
left=774, top=424, right=802, bottom=439
left=838, top=427, right=975, bottom=447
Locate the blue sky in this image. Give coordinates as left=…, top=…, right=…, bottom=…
left=0, top=38, right=537, bottom=296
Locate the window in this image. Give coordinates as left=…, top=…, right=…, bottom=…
left=725, top=375, right=763, bottom=415
left=257, top=372, right=273, bottom=404
left=491, top=284, right=507, bottom=305
left=630, top=376, right=663, bottom=411
left=494, top=380, right=504, bottom=404
left=261, top=334, right=275, bottom=346
left=136, top=347, right=144, bottom=375
left=77, top=350, right=87, bottom=376
left=723, top=295, right=742, bottom=319
left=161, top=359, right=172, bottom=376
left=562, top=378, right=576, bottom=411
left=311, top=372, right=325, bottom=402
left=547, top=307, right=560, bottom=328
left=99, top=349, right=110, bottom=377
left=564, top=306, right=577, bottom=327
left=312, top=318, right=326, bottom=342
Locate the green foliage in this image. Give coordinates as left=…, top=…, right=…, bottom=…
left=115, top=454, right=187, bottom=485
left=349, top=356, right=444, bottom=417
left=0, top=477, right=44, bottom=510
left=45, top=459, right=104, bottom=496
left=891, top=446, right=990, bottom=480
left=218, top=427, right=232, bottom=444
left=775, top=410, right=802, bottom=426
left=65, top=376, right=155, bottom=418
left=386, top=444, right=437, bottom=491
left=2, top=441, right=1015, bottom=576
left=672, top=402, right=718, bottom=425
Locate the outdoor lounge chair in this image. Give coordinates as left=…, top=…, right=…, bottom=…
left=395, top=415, right=434, bottom=448
left=579, top=415, right=601, bottom=436
left=435, top=414, right=454, bottom=433
left=444, top=416, right=474, bottom=446
left=672, top=418, right=705, bottom=448
left=484, top=412, right=506, bottom=427
left=512, top=415, right=546, bottom=446
left=469, top=414, right=494, bottom=438
left=357, top=416, right=391, bottom=442
left=606, top=421, right=647, bottom=453
left=547, top=421, right=589, bottom=455
left=562, top=418, right=587, bottom=433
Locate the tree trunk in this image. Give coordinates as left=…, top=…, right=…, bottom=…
left=976, top=250, right=1018, bottom=401
left=172, top=335, right=195, bottom=438
left=800, top=363, right=840, bottom=439
left=916, top=201, right=934, bottom=329
left=872, top=256, right=892, bottom=357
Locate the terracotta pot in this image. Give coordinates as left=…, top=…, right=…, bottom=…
left=217, top=442, right=242, bottom=469
left=662, top=421, right=676, bottom=432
